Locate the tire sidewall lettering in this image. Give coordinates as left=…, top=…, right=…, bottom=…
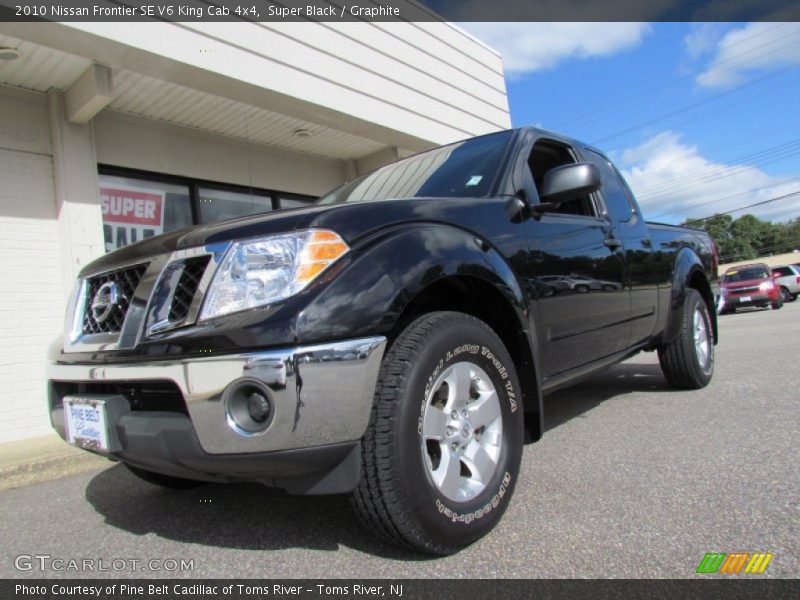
left=419, top=344, right=517, bottom=437
left=435, top=471, right=513, bottom=524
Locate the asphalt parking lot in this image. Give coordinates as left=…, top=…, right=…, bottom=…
left=1, top=302, right=798, bottom=579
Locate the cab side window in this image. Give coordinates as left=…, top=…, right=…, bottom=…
left=584, top=149, right=637, bottom=222
left=528, top=139, right=596, bottom=217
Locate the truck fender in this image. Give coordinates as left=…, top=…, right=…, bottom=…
left=661, top=247, right=717, bottom=345
left=297, top=224, right=545, bottom=440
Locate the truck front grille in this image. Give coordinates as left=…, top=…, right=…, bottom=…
left=168, top=256, right=211, bottom=323
left=729, top=286, right=760, bottom=295
left=82, top=264, right=148, bottom=334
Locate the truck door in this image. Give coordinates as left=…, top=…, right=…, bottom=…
left=582, top=148, right=659, bottom=346
left=520, top=137, right=630, bottom=378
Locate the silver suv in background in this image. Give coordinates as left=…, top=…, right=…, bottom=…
left=771, top=265, right=800, bottom=303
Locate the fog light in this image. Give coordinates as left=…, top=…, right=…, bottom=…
left=224, top=379, right=274, bottom=436
left=247, top=391, right=271, bottom=423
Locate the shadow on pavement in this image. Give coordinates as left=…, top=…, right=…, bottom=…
left=86, top=465, right=428, bottom=559
left=543, top=361, right=670, bottom=432
left=85, top=359, right=669, bottom=556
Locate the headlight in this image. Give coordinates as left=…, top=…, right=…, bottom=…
left=200, top=229, right=349, bottom=321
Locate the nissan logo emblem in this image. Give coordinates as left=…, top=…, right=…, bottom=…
left=91, top=281, right=124, bottom=324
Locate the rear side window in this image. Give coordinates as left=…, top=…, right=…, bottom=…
left=584, top=149, right=636, bottom=222
left=772, top=267, right=793, bottom=277
left=723, top=267, right=770, bottom=282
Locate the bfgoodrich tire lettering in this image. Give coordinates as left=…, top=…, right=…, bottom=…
left=350, top=311, right=524, bottom=555
left=657, top=289, right=714, bottom=390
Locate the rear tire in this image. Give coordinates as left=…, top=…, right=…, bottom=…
left=780, top=287, right=791, bottom=303
left=124, top=464, right=205, bottom=489
left=351, top=311, right=524, bottom=555
left=657, top=289, right=714, bottom=390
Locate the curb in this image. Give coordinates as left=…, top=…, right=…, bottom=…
left=0, top=433, right=110, bottom=492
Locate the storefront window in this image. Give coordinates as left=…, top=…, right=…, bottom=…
left=99, top=174, right=192, bottom=253
left=98, top=167, right=315, bottom=252
left=198, top=187, right=273, bottom=224
left=278, top=196, right=313, bottom=209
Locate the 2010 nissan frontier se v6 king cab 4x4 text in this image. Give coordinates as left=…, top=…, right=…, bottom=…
left=48, top=127, right=719, bottom=555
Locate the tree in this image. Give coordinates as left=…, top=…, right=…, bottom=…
left=681, top=213, right=800, bottom=263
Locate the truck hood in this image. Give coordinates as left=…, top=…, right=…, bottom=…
left=82, top=204, right=322, bottom=276
left=81, top=198, right=479, bottom=276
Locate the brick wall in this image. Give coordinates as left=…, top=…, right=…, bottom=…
left=0, top=95, right=64, bottom=442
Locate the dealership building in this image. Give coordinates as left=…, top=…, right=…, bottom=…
left=0, top=20, right=509, bottom=443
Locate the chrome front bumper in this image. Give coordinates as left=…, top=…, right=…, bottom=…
left=48, top=336, right=386, bottom=455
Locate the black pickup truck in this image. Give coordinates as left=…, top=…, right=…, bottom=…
left=48, top=127, right=718, bottom=555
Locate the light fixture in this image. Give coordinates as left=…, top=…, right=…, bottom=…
left=292, top=128, right=313, bottom=138
left=0, top=48, right=21, bottom=61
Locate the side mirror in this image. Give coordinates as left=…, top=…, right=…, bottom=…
left=541, top=163, right=601, bottom=205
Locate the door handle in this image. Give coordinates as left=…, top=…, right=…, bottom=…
left=604, top=237, right=621, bottom=249
left=641, top=237, right=652, bottom=247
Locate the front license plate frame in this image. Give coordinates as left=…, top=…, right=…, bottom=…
left=63, top=394, right=128, bottom=453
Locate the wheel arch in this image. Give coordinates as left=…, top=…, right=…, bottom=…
left=662, top=247, right=718, bottom=345
left=365, top=226, right=544, bottom=442
left=392, top=274, right=542, bottom=440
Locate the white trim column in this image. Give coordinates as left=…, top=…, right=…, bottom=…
left=48, top=90, right=105, bottom=297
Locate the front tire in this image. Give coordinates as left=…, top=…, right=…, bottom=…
left=351, top=312, right=524, bottom=555
left=657, top=289, right=714, bottom=390
left=780, top=287, right=791, bottom=303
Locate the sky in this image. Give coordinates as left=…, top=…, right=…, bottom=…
left=460, top=22, right=800, bottom=225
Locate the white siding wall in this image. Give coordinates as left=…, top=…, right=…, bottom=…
left=0, top=88, right=63, bottom=443
left=93, top=112, right=345, bottom=197
left=47, top=20, right=509, bottom=149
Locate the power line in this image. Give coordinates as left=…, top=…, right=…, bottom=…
left=617, top=116, right=800, bottom=171
left=540, top=23, right=793, bottom=129
left=636, top=139, right=800, bottom=201
left=637, top=142, right=800, bottom=200
left=607, top=71, right=800, bottom=154
left=636, top=136, right=800, bottom=196
left=648, top=177, right=800, bottom=219
left=683, top=190, right=800, bottom=223
left=590, top=66, right=800, bottom=146
left=547, top=26, right=800, bottom=132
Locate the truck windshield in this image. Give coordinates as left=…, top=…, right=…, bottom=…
left=317, top=130, right=514, bottom=204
